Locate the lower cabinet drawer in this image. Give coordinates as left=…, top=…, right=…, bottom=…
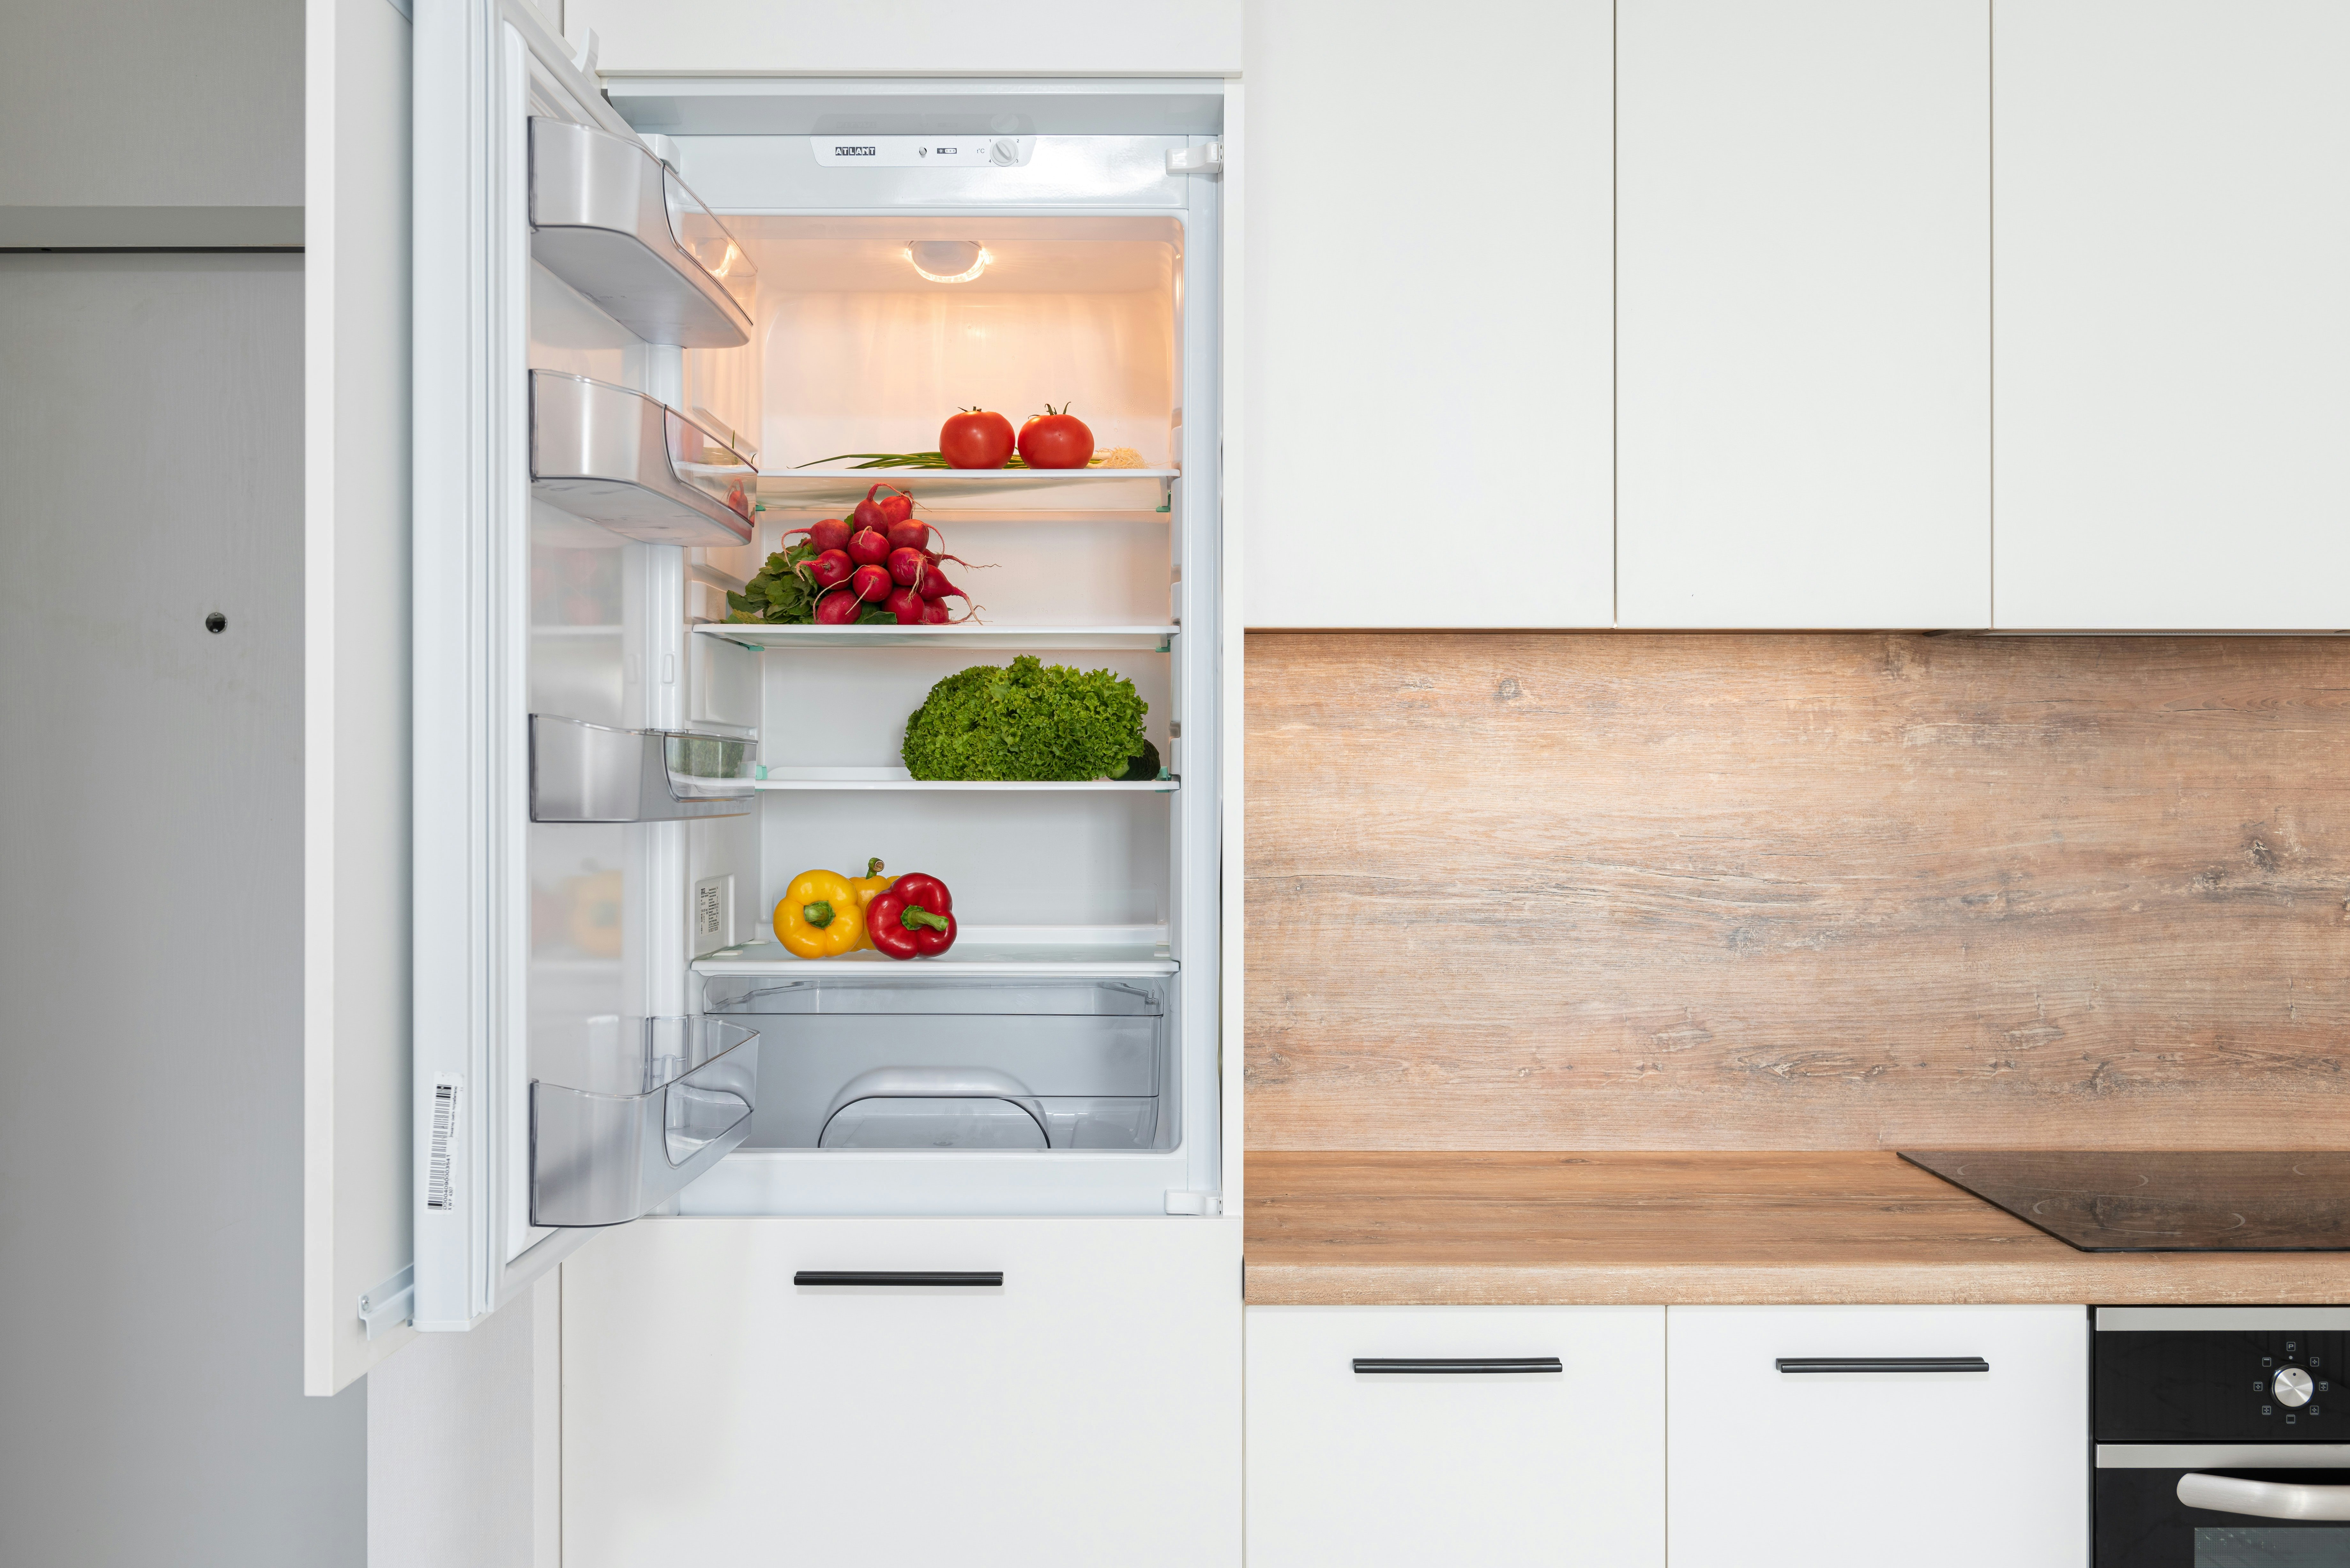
left=1667, top=1304, right=2088, bottom=1568
left=561, top=1216, right=1242, bottom=1568
left=1246, top=1305, right=1666, bottom=1568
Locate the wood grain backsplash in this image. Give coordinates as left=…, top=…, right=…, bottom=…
left=1245, top=633, right=2350, bottom=1151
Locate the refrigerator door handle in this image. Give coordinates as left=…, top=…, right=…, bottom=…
left=1774, top=1357, right=1990, bottom=1374
left=792, top=1272, right=1005, bottom=1288
left=1352, top=1358, right=1564, bottom=1375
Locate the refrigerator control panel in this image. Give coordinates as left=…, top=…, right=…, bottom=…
left=811, top=135, right=1035, bottom=168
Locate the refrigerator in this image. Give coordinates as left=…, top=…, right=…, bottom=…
left=376, top=4, right=1234, bottom=1337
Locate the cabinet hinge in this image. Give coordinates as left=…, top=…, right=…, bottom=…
left=359, top=1264, right=415, bottom=1340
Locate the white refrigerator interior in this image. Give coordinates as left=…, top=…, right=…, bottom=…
left=409, top=2, right=1230, bottom=1330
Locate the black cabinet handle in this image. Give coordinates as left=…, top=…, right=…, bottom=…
left=793, top=1270, right=1004, bottom=1287
left=1353, top=1358, right=1564, bottom=1375
left=1775, top=1357, right=1989, bottom=1374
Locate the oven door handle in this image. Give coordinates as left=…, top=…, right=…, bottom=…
left=2179, top=1473, right=2350, bottom=1521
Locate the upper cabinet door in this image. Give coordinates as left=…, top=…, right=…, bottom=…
left=563, top=0, right=1239, bottom=75
left=1617, top=1, right=1990, bottom=630
left=1993, top=2, right=2350, bottom=630
left=1243, top=0, right=1614, bottom=629
left=303, top=0, right=415, bottom=1395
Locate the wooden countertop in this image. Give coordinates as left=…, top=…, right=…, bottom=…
left=1244, top=1152, right=2350, bottom=1306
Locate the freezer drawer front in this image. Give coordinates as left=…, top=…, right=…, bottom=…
left=561, top=1216, right=1242, bottom=1567
left=1246, top=1306, right=1665, bottom=1568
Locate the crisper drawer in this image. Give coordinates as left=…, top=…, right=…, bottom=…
left=562, top=1216, right=1242, bottom=1568
left=1247, top=1306, right=1666, bottom=1568
left=702, top=976, right=1173, bottom=1153
left=1667, top=1305, right=2088, bottom=1568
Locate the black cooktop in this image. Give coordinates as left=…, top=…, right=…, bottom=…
left=1898, top=1150, right=2350, bottom=1252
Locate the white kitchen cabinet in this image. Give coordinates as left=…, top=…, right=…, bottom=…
left=561, top=1216, right=1242, bottom=1568
left=1242, top=0, right=1614, bottom=628
left=1617, top=0, right=1991, bottom=630
left=1247, top=1306, right=1665, bottom=1568
left=1992, top=1, right=2350, bottom=630
left=563, top=0, right=1240, bottom=77
left=1667, top=1305, right=2087, bottom=1568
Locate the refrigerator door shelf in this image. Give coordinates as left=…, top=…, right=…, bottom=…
left=530, top=713, right=757, bottom=822
left=531, top=1017, right=762, bottom=1227
left=529, top=117, right=754, bottom=347
left=530, top=370, right=757, bottom=547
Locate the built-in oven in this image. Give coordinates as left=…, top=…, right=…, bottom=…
left=2096, top=1308, right=2350, bottom=1567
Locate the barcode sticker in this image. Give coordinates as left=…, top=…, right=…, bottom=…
left=694, top=873, right=735, bottom=954
left=427, top=1078, right=459, bottom=1210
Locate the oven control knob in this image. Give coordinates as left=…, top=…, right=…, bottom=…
left=2277, top=1367, right=2316, bottom=1407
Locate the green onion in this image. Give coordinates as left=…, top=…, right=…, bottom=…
left=793, top=451, right=1109, bottom=471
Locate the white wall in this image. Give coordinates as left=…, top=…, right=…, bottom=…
left=0, top=0, right=305, bottom=245
left=368, top=1273, right=564, bottom=1568
left=0, top=252, right=367, bottom=1567
left=566, top=0, right=1239, bottom=77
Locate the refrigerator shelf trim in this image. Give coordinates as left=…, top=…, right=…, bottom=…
left=693, top=623, right=1176, bottom=652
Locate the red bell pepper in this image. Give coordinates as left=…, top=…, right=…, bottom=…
left=867, top=872, right=956, bottom=959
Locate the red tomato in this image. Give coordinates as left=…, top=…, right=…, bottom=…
left=1017, top=404, right=1094, bottom=469
left=938, top=409, right=1015, bottom=469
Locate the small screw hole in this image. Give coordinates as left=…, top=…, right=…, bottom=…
left=204, top=613, right=227, bottom=634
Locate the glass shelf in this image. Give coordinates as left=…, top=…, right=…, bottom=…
left=694, top=927, right=1177, bottom=978
left=753, top=765, right=1176, bottom=793
left=694, top=624, right=1176, bottom=652
left=755, top=468, right=1176, bottom=513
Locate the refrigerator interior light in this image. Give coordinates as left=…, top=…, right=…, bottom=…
left=906, top=240, right=991, bottom=283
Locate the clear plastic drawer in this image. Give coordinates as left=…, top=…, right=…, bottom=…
left=701, top=977, right=1172, bottom=1154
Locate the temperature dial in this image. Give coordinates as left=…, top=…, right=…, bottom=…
left=2276, top=1367, right=2316, bottom=1407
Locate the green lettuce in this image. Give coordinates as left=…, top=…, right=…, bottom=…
left=901, top=656, right=1149, bottom=781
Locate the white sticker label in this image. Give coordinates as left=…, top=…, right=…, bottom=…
left=427, top=1079, right=459, bottom=1211
left=694, top=873, right=735, bottom=955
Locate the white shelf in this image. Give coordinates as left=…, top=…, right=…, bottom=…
left=694, top=624, right=1177, bottom=652
left=757, top=467, right=1176, bottom=511
left=694, top=927, right=1177, bottom=978
left=756, top=765, right=1176, bottom=793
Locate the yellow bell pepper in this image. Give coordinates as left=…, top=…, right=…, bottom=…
left=846, top=858, right=895, bottom=951
left=775, top=869, right=865, bottom=958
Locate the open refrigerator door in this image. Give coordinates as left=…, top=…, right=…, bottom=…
left=412, top=6, right=1225, bottom=1331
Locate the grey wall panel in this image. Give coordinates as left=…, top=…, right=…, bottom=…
left=0, top=0, right=301, bottom=211
left=0, top=252, right=365, bottom=1567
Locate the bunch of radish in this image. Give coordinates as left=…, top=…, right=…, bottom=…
left=789, top=484, right=980, bottom=626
